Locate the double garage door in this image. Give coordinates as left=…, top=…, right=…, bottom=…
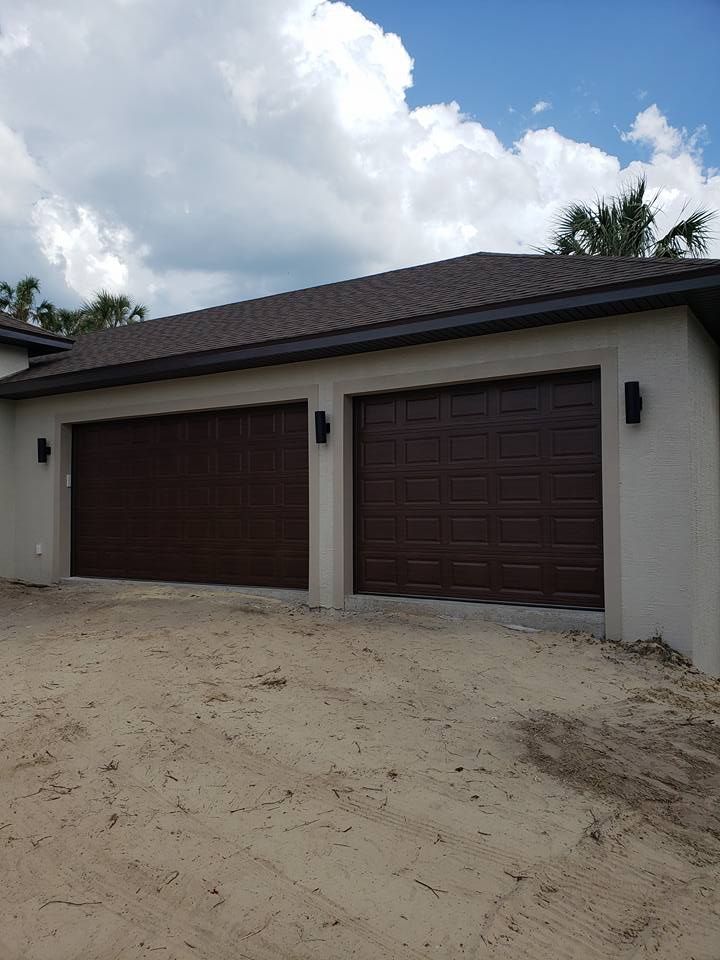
left=72, top=370, right=602, bottom=608
left=72, top=402, right=310, bottom=589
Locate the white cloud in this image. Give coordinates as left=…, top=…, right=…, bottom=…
left=0, top=22, right=30, bottom=57
left=531, top=100, right=552, bottom=115
left=0, top=1, right=717, bottom=318
left=33, top=198, right=134, bottom=297
left=622, top=103, right=685, bottom=156
left=0, top=121, right=42, bottom=220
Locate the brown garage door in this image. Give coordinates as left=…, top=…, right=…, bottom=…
left=354, top=370, right=603, bottom=608
left=72, top=402, right=309, bottom=588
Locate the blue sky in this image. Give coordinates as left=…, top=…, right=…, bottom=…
left=355, top=0, right=720, bottom=168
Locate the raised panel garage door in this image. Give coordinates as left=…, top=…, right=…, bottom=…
left=354, top=370, right=603, bottom=609
left=72, top=402, right=309, bottom=588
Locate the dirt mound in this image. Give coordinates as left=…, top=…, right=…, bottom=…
left=522, top=704, right=720, bottom=856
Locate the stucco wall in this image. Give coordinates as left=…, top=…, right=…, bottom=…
left=0, top=344, right=29, bottom=379
left=0, top=345, right=24, bottom=579
left=3, top=305, right=719, bottom=671
left=687, top=317, right=720, bottom=675
left=0, top=400, right=15, bottom=577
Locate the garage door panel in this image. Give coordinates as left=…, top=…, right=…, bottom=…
left=404, top=437, right=440, bottom=465
left=217, top=413, right=245, bottom=440
left=360, top=397, right=398, bottom=429
left=448, top=433, right=489, bottom=463
left=72, top=402, right=309, bottom=589
left=550, top=425, right=600, bottom=459
left=497, top=562, right=545, bottom=600
left=551, top=515, right=602, bottom=547
left=282, top=406, right=310, bottom=434
left=449, top=389, right=488, bottom=419
left=550, top=375, right=599, bottom=412
left=406, top=558, right=442, bottom=587
left=405, top=516, right=442, bottom=543
left=498, top=382, right=541, bottom=415
left=355, top=370, right=603, bottom=609
left=550, top=470, right=601, bottom=505
left=405, top=477, right=441, bottom=503
left=406, top=394, right=441, bottom=423
left=282, top=447, right=309, bottom=472
left=497, top=516, right=543, bottom=548
left=498, top=429, right=541, bottom=461
left=361, top=556, right=398, bottom=588
left=359, top=478, right=396, bottom=506
left=283, top=482, right=311, bottom=506
left=449, top=475, right=489, bottom=503
left=247, top=409, right=278, bottom=436
left=497, top=473, right=543, bottom=504
left=361, top=516, right=397, bottom=544
left=450, top=559, right=492, bottom=591
left=549, top=561, right=604, bottom=605
left=449, top=516, right=489, bottom=544
left=361, top=439, right=397, bottom=467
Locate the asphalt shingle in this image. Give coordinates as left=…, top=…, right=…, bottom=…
left=4, top=251, right=720, bottom=385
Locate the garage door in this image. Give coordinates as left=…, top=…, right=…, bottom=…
left=72, top=402, right=309, bottom=588
left=354, top=370, right=603, bottom=608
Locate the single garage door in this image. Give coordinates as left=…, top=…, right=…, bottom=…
left=72, top=402, right=309, bottom=588
left=354, top=370, right=603, bottom=609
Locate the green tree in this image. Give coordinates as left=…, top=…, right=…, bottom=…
left=79, top=290, right=147, bottom=332
left=39, top=307, right=88, bottom=337
left=0, top=276, right=56, bottom=326
left=543, top=177, right=715, bottom=258
left=0, top=278, right=148, bottom=336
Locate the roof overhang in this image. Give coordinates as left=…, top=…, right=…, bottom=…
left=1, top=269, right=719, bottom=400
left=0, top=325, right=74, bottom=357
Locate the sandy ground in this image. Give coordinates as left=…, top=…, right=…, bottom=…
left=1, top=580, right=719, bottom=960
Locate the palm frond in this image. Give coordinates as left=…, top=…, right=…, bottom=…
left=653, top=209, right=715, bottom=258
left=544, top=175, right=717, bottom=259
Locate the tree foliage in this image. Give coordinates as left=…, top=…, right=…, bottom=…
left=0, top=278, right=147, bottom=337
left=543, top=177, right=715, bottom=258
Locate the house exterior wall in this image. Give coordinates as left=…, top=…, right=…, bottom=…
left=687, top=316, right=720, bottom=674
left=0, top=346, right=24, bottom=578
left=0, top=400, right=15, bottom=577
left=0, top=344, right=29, bottom=379
left=1, top=305, right=718, bottom=672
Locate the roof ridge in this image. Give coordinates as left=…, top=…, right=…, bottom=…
left=70, top=250, right=720, bottom=337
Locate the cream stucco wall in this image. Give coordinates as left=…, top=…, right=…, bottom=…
left=687, top=317, right=720, bottom=674
left=2, top=305, right=719, bottom=672
left=0, top=344, right=29, bottom=379
left=0, top=399, right=15, bottom=577
left=0, top=345, right=25, bottom=578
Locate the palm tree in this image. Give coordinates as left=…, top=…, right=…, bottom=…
left=2, top=277, right=149, bottom=336
left=0, top=276, right=57, bottom=326
left=80, top=290, right=147, bottom=332
left=543, top=177, right=715, bottom=258
left=39, top=307, right=88, bottom=338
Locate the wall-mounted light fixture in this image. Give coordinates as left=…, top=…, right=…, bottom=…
left=37, top=438, right=52, bottom=463
left=314, top=410, right=330, bottom=443
left=624, top=381, right=643, bottom=424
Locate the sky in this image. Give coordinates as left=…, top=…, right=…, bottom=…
left=0, top=0, right=718, bottom=319
left=354, top=0, right=720, bottom=169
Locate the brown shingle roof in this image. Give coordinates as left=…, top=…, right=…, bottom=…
left=3, top=251, right=720, bottom=390
left=0, top=314, right=70, bottom=340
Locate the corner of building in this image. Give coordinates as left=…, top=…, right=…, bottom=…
left=687, top=312, right=720, bottom=675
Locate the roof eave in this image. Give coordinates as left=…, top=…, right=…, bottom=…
left=1, top=270, right=719, bottom=400
left=0, top=326, right=74, bottom=356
